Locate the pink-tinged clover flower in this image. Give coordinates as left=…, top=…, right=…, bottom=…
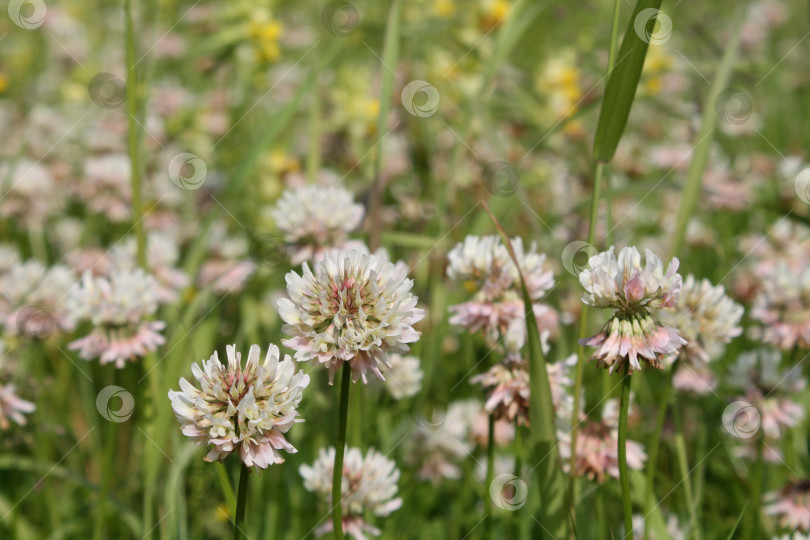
left=270, top=184, right=365, bottom=265
left=579, top=247, right=686, bottom=374
left=168, top=343, right=309, bottom=469
left=66, top=269, right=166, bottom=368
left=766, top=480, right=810, bottom=533
left=278, top=250, right=424, bottom=384
left=300, top=446, right=402, bottom=539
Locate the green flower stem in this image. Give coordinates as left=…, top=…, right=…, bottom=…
left=567, top=161, right=604, bottom=514
left=750, top=431, right=764, bottom=539
left=233, top=464, right=250, bottom=540
left=672, top=395, right=700, bottom=540
left=332, top=363, right=352, bottom=540
left=485, top=413, right=495, bottom=539
left=618, top=372, right=633, bottom=540
left=645, top=367, right=675, bottom=539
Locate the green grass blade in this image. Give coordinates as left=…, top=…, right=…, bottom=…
left=593, top=0, right=663, bottom=162
left=368, top=0, right=401, bottom=251
left=670, top=5, right=747, bottom=256
left=483, top=202, right=568, bottom=539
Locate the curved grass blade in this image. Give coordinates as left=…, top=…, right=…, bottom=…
left=483, top=202, right=568, bottom=539
left=593, top=0, right=663, bottom=162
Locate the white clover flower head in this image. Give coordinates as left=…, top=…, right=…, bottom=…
left=659, top=275, right=743, bottom=364
left=558, top=397, right=647, bottom=483
left=382, top=354, right=423, bottom=400
left=79, top=153, right=132, bottom=222
left=169, top=343, right=310, bottom=469
left=278, top=250, right=425, bottom=384
left=751, top=262, right=810, bottom=350
left=110, top=231, right=190, bottom=303
left=728, top=349, right=805, bottom=439
left=0, top=383, right=36, bottom=430
left=66, top=269, right=166, bottom=367
left=471, top=361, right=530, bottom=425
left=0, top=260, right=77, bottom=335
left=300, top=446, right=402, bottom=539
left=765, top=480, right=810, bottom=534
left=404, top=398, right=480, bottom=482
left=579, top=247, right=681, bottom=312
left=271, top=184, right=365, bottom=265
left=446, top=235, right=554, bottom=302
left=579, top=247, right=686, bottom=374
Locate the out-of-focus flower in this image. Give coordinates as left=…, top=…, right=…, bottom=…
left=766, top=480, right=810, bottom=533
left=248, top=17, right=283, bottom=63
left=0, top=383, right=35, bottom=429
left=0, top=260, right=76, bottom=335
left=66, top=269, right=165, bottom=368
left=110, top=231, right=189, bottom=303
left=632, top=513, right=685, bottom=540
left=447, top=235, right=555, bottom=354
left=0, top=159, right=63, bottom=229
left=279, top=250, right=424, bottom=384
left=751, top=262, right=810, bottom=350
left=382, top=354, right=423, bottom=400
left=472, top=360, right=529, bottom=425
left=270, top=184, right=365, bottom=265
left=534, top=50, right=584, bottom=135
left=579, top=247, right=686, bottom=374
left=660, top=275, right=743, bottom=394
left=447, top=235, right=553, bottom=302
left=661, top=275, right=743, bottom=364
left=77, top=154, right=132, bottom=222
left=300, top=446, right=402, bottom=539
left=728, top=349, right=805, bottom=440
left=559, top=398, right=647, bottom=483
left=404, top=398, right=508, bottom=482
left=169, top=344, right=309, bottom=469
left=197, top=224, right=256, bottom=295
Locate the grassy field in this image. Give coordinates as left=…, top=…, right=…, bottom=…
left=1, top=0, right=810, bottom=538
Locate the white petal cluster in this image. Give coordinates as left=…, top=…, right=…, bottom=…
left=0, top=383, right=36, bottom=429
left=446, top=235, right=554, bottom=301
left=271, top=184, right=365, bottom=264
left=660, top=275, right=743, bottom=364
left=579, top=247, right=681, bottom=311
left=169, top=344, right=310, bottom=469
left=66, top=269, right=166, bottom=367
left=300, top=446, right=402, bottom=539
left=279, top=250, right=424, bottom=384
left=382, top=354, right=423, bottom=399
left=0, top=258, right=76, bottom=335
left=67, top=269, right=159, bottom=327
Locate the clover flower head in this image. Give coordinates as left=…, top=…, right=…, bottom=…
left=579, top=247, right=686, bottom=374
left=300, top=446, right=402, bottom=539
left=66, top=269, right=165, bottom=367
left=271, top=184, right=365, bottom=265
left=168, top=343, right=309, bottom=469
left=279, top=250, right=424, bottom=384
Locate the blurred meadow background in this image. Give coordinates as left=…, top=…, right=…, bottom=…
left=1, top=0, right=810, bottom=538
